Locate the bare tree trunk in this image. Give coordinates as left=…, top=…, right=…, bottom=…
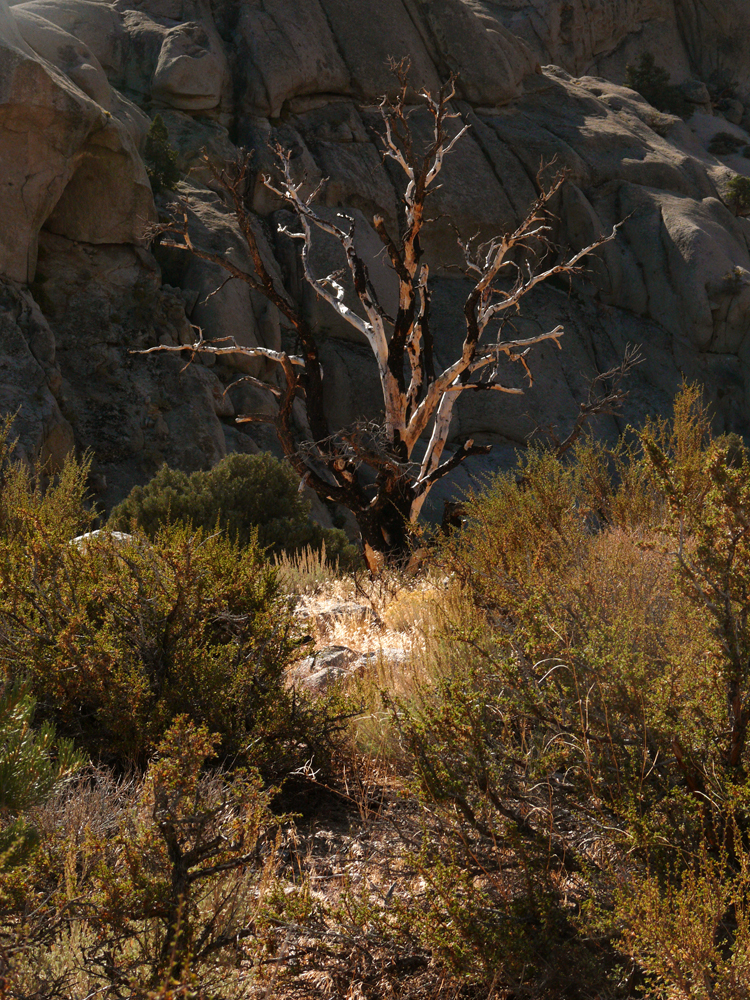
left=143, top=66, right=619, bottom=572
left=355, top=478, right=415, bottom=574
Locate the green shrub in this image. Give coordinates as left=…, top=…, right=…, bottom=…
left=625, top=52, right=690, bottom=117
left=144, top=114, right=180, bottom=194
left=1, top=522, right=343, bottom=774
left=0, top=414, right=94, bottom=547
left=1, top=719, right=290, bottom=997
left=727, top=174, right=750, bottom=215
left=643, top=423, right=750, bottom=771
left=0, top=436, right=342, bottom=775
left=0, top=685, right=82, bottom=868
left=109, top=452, right=359, bottom=567
left=0, top=428, right=347, bottom=996
left=382, top=387, right=740, bottom=989
left=618, top=831, right=750, bottom=999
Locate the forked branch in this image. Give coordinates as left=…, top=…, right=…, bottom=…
left=141, top=69, right=622, bottom=572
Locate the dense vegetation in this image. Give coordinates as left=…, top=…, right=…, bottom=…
left=109, top=451, right=358, bottom=566
left=2, top=387, right=750, bottom=998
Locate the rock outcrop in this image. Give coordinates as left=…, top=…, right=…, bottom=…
left=492, top=1, right=750, bottom=102
left=0, top=0, right=155, bottom=285
left=2, top=0, right=750, bottom=518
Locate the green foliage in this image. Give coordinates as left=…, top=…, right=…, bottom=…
left=0, top=419, right=353, bottom=996
left=109, top=451, right=359, bottom=566
left=0, top=718, right=289, bottom=997
left=2, top=523, right=340, bottom=774
left=0, top=434, right=341, bottom=775
left=389, top=646, right=590, bottom=990
left=382, top=387, right=745, bottom=989
left=619, top=832, right=750, bottom=999
left=84, top=718, right=280, bottom=987
left=144, top=114, right=180, bottom=194
left=0, top=418, right=88, bottom=861
left=0, top=685, right=83, bottom=867
left=727, top=174, right=750, bottom=215
left=0, top=413, right=94, bottom=547
left=643, top=417, right=750, bottom=770
left=625, top=52, right=690, bottom=117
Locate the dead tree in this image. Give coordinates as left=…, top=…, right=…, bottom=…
left=541, top=343, right=643, bottom=458
left=144, top=73, right=617, bottom=573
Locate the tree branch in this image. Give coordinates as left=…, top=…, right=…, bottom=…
left=414, top=438, right=492, bottom=498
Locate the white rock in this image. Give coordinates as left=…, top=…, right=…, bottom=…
left=69, top=529, right=135, bottom=552
left=289, top=645, right=357, bottom=693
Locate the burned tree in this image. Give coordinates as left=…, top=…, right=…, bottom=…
left=144, top=74, right=616, bottom=573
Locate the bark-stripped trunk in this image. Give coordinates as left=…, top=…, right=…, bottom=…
left=145, top=68, right=617, bottom=573
left=356, top=478, right=415, bottom=574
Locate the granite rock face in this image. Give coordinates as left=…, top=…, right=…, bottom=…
left=0, top=0, right=155, bottom=284
left=491, top=1, right=750, bottom=100
left=0, top=280, right=74, bottom=471
left=2, top=0, right=750, bottom=518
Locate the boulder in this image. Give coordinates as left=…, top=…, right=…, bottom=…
left=10, top=0, right=129, bottom=79
left=12, top=6, right=112, bottom=106
left=29, top=232, right=237, bottom=506
left=289, top=645, right=358, bottom=693
left=679, top=79, right=712, bottom=114
left=43, top=123, right=155, bottom=247
left=483, top=0, right=750, bottom=99
left=414, top=0, right=538, bottom=106
left=490, top=0, right=688, bottom=81
left=116, top=9, right=166, bottom=99
left=674, top=0, right=750, bottom=102
left=0, top=0, right=155, bottom=283
left=69, top=529, right=135, bottom=550
left=229, top=0, right=350, bottom=119
left=226, top=0, right=534, bottom=120
left=717, top=98, right=744, bottom=126
left=295, top=599, right=377, bottom=632
left=150, top=20, right=228, bottom=111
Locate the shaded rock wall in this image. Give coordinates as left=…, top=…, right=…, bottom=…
left=1, top=0, right=750, bottom=518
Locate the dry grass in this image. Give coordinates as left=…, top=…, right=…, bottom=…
left=277, top=545, right=464, bottom=770
left=273, top=542, right=344, bottom=595
left=4, top=523, right=691, bottom=1000
left=293, top=562, right=446, bottom=654
left=9, top=450, right=732, bottom=998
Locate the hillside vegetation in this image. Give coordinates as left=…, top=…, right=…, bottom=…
left=1, top=387, right=750, bottom=999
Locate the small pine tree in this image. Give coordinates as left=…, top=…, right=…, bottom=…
left=625, top=52, right=689, bottom=117
left=144, top=114, right=181, bottom=194
left=727, top=175, right=750, bottom=216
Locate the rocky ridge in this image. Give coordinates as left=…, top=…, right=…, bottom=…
left=2, top=0, right=750, bottom=516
